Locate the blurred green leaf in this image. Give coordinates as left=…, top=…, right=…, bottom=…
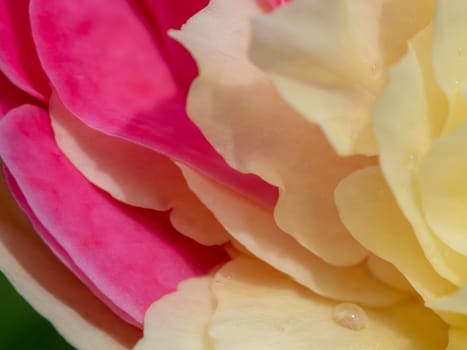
left=0, top=271, right=75, bottom=349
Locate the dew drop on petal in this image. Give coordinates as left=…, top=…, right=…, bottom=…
left=332, top=303, right=368, bottom=331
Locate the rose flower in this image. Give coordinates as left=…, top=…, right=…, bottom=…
left=0, top=0, right=462, bottom=349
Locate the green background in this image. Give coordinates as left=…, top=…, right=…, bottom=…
left=0, top=271, right=75, bottom=350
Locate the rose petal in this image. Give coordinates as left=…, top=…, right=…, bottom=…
left=250, top=0, right=434, bottom=156
left=373, top=25, right=467, bottom=284
left=134, top=276, right=214, bottom=350
left=49, top=92, right=229, bottom=246
left=0, top=170, right=141, bottom=350
left=179, top=164, right=407, bottom=307
left=0, top=105, right=227, bottom=326
left=139, top=0, right=208, bottom=90
left=0, top=0, right=50, bottom=100
left=366, top=254, right=413, bottom=293
left=0, top=71, right=36, bottom=117
left=432, top=0, right=467, bottom=103
left=209, top=256, right=448, bottom=350
left=379, top=0, right=435, bottom=64
left=447, top=328, right=467, bottom=350
left=29, top=0, right=276, bottom=207
left=249, top=0, right=384, bottom=156
left=335, top=166, right=455, bottom=300
left=419, top=121, right=467, bottom=255
left=172, top=0, right=370, bottom=266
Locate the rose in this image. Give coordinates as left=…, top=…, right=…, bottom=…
left=0, top=1, right=455, bottom=350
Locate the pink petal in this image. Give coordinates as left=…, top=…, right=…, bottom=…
left=0, top=71, right=37, bottom=117
left=139, top=0, right=208, bottom=89
left=0, top=173, right=142, bottom=349
left=0, top=104, right=228, bottom=326
left=29, top=0, right=277, bottom=207
left=0, top=0, right=50, bottom=100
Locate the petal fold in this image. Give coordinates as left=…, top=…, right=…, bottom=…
left=49, top=93, right=229, bottom=246
left=0, top=0, right=50, bottom=100
left=0, top=170, right=141, bottom=350
left=29, top=0, right=276, bottom=207
left=173, top=0, right=370, bottom=266
left=179, top=164, right=407, bottom=307
left=0, top=105, right=227, bottom=326
left=209, top=256, right=448, bottom=350
left=135, top=277, right=214, bottom=350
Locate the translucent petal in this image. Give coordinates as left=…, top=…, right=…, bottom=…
left=335, top=167, right=455, bottom=300
left=373, top=26, right=467, bottom=284
left=0, top=170, right=141, bottom=350
left=135, top=277, right=214, bottom=350
left=419, top=121, right=467, bottom=255
left=49, top=93, right=229, bottom=246
left=179, top=164, right=407, bottom=307
left=172, top=0, right=369, bottom=266
left=209, top=256, right=448, bottom=350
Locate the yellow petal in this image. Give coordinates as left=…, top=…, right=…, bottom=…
left=250, top=0, right=383, bottom=155
left=419, top=121, right=467, bottom=255
left=172, top=0, right=369, bottom=266
left=134, top=277, right=215, bottom=350
left=0, top=171, right=141, bottom=350
left=209, top=256, right=448, bottom=350
left=335, top=166, right=455, bottom=300
left=427, top=287, right=467, bottom=317
left=373, top=25, right=467, bottom=284
left=432, top=0, right=467, bottom=102
left=379, top=0, right=435, bottom=64
left=49, top=93, right=229, bottom=246
left=447, top=328, right=467, bottom=350
left=179, top=164, right=407, bottom=307
left=366, top=254, right=413, bottom=293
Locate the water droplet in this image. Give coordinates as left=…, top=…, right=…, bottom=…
left=332, top=303, right=368, bottom=331
left=455, top=79, right=461, bottom=85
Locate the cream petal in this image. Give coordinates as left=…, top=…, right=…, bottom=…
left=172, top=0, right=369, bottom=266
left=427, top=287, right=467, bottom=317
left=209, top=255, right=448, bottom=350
left=431, top=0, right=467, bottom=134
left=0, top=171, right=141, bottom=350
left=49, top=93, right=229, bottom=246
left=419, top=121, right=467, bottom=255
left=366, top=254, right=413, bottom=293
left=379, top=0, right=435, bottom=64
left=432, top=0, right=467, bottom=102
left=179, top=164, right=407, bottom=306
left=335, top=166, right=455, bottom=300
left=373, top=25, right=467, bottom=284
left=249, top=0, right=384, bottom=155
left=134, top=277, right=215, bottom=350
